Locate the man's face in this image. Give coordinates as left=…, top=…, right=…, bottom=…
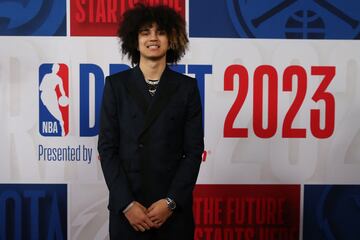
left=138, top=23, right=169, bottom=62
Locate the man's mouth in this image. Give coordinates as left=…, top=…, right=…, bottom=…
left=147, top=45, right=160, bottom=49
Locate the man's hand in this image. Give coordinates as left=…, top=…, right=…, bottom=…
left=147, top=199, right=173, bottom=228
left=124, top=201, right=155, bottom=232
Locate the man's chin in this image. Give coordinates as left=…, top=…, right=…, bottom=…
left=144, top=54, right=166, bottom=62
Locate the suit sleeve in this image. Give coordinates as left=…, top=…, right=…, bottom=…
left=167, top=78, right=204, bottom=208
left=98, top=77, right=134, bottom=214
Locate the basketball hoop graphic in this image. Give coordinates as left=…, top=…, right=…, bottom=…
left=227, top=0, right=360, bottom=39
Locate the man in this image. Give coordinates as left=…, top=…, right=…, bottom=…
left=98, top=4, right=204, bottom=240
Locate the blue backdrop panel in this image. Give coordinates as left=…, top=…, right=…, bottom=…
left=0, top=184, right=67, bottom=240
left=190, top=0, right=360, bottom=39
left=0, top=0, right=66, bottom=36
left=303, top=185, right=360, bottom=240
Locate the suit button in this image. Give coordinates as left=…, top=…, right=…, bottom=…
left=138, top=143, right=144, bottom=148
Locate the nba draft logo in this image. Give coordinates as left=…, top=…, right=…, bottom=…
left=39, top=64, right=69, bottom=137
left=0, top=0, right=66, bottom=36
left=190, top=0, right=360, bottom=39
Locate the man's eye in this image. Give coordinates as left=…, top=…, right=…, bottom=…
left=140, top=30, right=149, bottom=35
left=158, top=30, right=166, bottom=35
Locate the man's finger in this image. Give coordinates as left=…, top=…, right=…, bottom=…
left=148, top=215, right=159, bottom=222
left=147, top=204, right=155, bottom=212
left=144, top=217, right=155, bottom=227
left=132, top=224, right=139, bottom=231
left=147, top=207, right=160, bottom=217
left=147, top=210, right=156, bottom=218
left=137, top=224, right=146, bottom=232
left=140, top=222, right=150, bottom=230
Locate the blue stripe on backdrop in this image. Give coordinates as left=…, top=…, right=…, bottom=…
left=189, top=0, right=360, bottom=39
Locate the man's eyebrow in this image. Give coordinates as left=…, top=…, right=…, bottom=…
left=139, top=24, right=153, bottom=31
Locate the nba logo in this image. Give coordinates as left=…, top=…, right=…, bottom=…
left=39, top=64, right=69, bottom=136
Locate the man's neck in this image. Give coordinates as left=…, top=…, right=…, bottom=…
left=139, top=58, right=166, bottom=80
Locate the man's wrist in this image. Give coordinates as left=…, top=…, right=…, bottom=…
left=165, top=197, right=176, bottom=211
left=123, top=201, right=135, bottom=214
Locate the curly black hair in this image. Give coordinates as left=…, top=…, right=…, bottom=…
left=117, top=4, right=188, bottom=65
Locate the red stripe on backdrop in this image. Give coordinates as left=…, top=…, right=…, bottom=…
left=70, top=0, right=186, bottom=36
left=193, top=184, right=300, bottom=240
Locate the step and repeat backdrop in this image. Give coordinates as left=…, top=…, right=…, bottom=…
left=1, top=0, right=360, bottom=239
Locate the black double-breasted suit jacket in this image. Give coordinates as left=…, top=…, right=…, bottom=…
left=98, top=65, right=204, bottom=239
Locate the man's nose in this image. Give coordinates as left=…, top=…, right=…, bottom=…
left=149, top=31, right=159, bottom=40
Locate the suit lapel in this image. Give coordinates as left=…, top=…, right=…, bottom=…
left=124, top=65, right=179, bottom=139
left=124, top=65, right=152, bottom=114
left=140, top=66, right=178, bottom=138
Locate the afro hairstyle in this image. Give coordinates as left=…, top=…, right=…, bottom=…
left=117, top=4, right=189, bottom=65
